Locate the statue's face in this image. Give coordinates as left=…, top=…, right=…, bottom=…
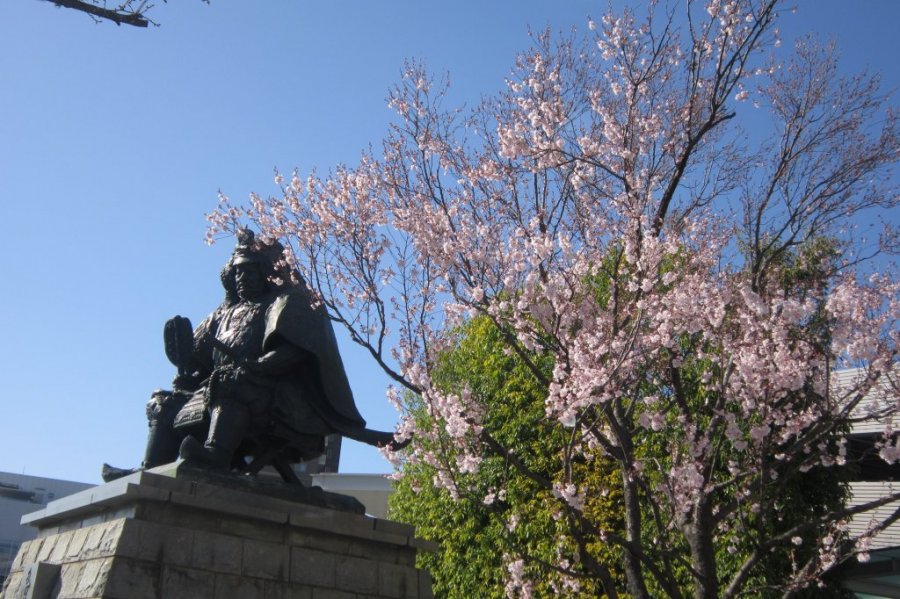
left=234, top=262, right=265, bottom=301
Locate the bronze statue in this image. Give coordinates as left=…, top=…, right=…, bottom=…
left=103, top=230, right=401, bottom=483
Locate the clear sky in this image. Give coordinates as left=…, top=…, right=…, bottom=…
left=0, top=0, right=897, bottom=484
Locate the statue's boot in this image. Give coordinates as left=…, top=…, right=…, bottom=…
left=143, top=417, right=182, bottom=469
left=101, top=464, right=140, bottom=482
left=179, top=405, right=247, bottom=470
left=101, top=413, right=184, bottom=482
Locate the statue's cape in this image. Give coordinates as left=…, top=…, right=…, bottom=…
left=263, top=288, right=367, bottom=434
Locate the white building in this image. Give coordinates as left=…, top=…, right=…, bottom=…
left=311, top=472, right=393, bottom=519
left=838, top=368, right=900, bottom=598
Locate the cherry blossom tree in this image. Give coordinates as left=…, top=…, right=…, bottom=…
left=209, top=0, right=899, bottom=596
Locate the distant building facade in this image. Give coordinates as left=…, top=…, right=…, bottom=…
left=294, top=434, right=343, bottom=478
left=310, top=472, right=393, bottom=519
left=0, top=472, right=92, bottom=585
left=838, top=367, right=900, bottom=597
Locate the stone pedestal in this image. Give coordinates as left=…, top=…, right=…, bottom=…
left=0, top=464, right=433, bottom=599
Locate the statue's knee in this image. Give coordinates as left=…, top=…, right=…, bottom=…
left=146, top=390, right=167, bottom=421
left=146, top=389, right=188, bottom=426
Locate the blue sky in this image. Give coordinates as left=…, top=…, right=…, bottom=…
left=0, top=0, right=897, bottom=484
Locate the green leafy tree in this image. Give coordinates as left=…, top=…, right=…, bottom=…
left=390, top=316, right=625, bottom=598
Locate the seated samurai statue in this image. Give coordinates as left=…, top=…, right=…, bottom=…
left=103, top=230, right=399, bottom=483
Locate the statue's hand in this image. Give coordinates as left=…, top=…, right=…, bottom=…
left=215, top=363, right=254, bottom=384
left=242, top=359, right=265, bottom=376
left=249, top=345, right=311, bottom=375
left=233, top=365, right=254, bottom=381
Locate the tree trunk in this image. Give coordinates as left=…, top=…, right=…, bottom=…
left=622, top=473, right=651, bottom=599
left=686, top=502, right=719, bottom=599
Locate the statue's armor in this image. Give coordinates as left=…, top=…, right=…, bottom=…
left=170, top=285, right=370, bottom=455
left=101, top=230, right=399, bottom=483
left=209, top=301, right=268, bottom=363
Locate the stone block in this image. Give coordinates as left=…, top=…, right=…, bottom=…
left=171, top=489, right=288, bottom=527
left=106, top=520, right=140, bottom=560
left=396, top=547, right=417, bottom=568
left=56, top=520, right=83, bottom=535
left=79, top=505, right=138, bottom=530
left=334, top=555, right=378, bottom=595
left=379, top=563, right=419, bottom=599
left=62, top=528, right=90, bottom=561
left=347, top=538, right=394, bottom=563
left=102, top=558, right=159, bottom=599
left=10, top=539, right=40, bottom=573
left=37, top=525, right=60, bottom=537
left=290, top=547, right=335, bottom=588
left=365, top=529, right=412, bottom=549
left=216, top=514, right=286, bottom=545
left=310, top=588, right=356, bottom=599
left=160, top=565, right=216, bottom=599
left=134, top=520, right=194, bottom=565
left=287, top=529, right=352, bottom=556
left=46, top=534, right=71, bottom=564
left=78, top=513, right=107, bottom=529
left=72, top=557, right=113, bottom=598
left=356, top=538, right=419, bottom=567
left=292, top=512, right=412, bottom=552
left=213, top=573, right=266, bottom=599
left=262, top=580, right=312, bottom=599
left=191, top=530, right=243, bottom=573
left=242, top=539, right=289, bottom=581
left=78, top=522, right=110, bottom=560
left=138, top=501, right=207, bottom=530
left=281, top=502, right=340, bottom=524
left=56, top=561, right=85, bottom=599
left=373, top=519, right=415, bottom=538
left=34, top=537, right=57, bottom=564
left=1, top=571, right=25, bottom=598
left=288, top=509, right=375, bottom=540
left=418, top=569, right=434, bottom=599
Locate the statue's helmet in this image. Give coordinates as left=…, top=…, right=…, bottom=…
left=220, top=229, right=292, bottom=301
